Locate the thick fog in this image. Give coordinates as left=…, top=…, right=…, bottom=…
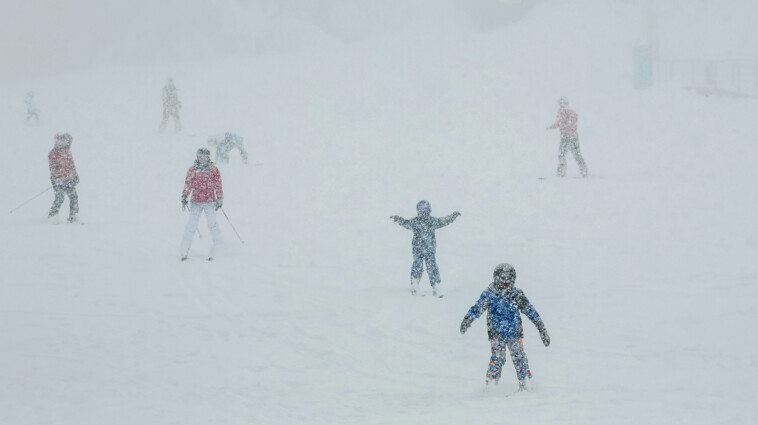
left=2, top=1, right=757, bottom=424
left=4, top=0, right=755, bottom=79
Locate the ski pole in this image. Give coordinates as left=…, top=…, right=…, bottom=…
left=220, top=207, right=244, bottom=244
left=9, top=186, right=52, bottom=214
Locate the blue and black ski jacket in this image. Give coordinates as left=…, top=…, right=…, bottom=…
left=465, top=283, right=542, bottom=340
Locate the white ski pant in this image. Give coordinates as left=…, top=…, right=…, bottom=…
left=181, top=202, right=223, bottom=256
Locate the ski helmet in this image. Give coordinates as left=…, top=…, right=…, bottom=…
left=558, top=97, right=569, bottom=106
left=416, top=200, right=431, bottom=215
left=493, top=263, right=516, bottom=286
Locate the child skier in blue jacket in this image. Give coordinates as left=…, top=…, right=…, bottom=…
left=390, top=200, right=460, bottom=297
left=460, top=263, right=550, bottom=391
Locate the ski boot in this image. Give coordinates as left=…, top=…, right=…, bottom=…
left=410, top=276, right=420, bottom=295
left=518, top=377, right=533, bottom=392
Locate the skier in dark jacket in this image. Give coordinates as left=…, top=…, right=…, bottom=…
left=460, top=263, right=550, bottom=391
left=390, top=200, right=460, bottom=297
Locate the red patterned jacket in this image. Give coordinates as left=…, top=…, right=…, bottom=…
left=48, top=137, right=78, bottom=181
left=182, top=162, right=223, bottom=203
left=548, top=107, right=579, bottom=138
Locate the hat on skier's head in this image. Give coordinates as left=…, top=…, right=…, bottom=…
left=54, top=133, right=72, bottom=148
left=196, top=147, right=211, bottom=162
left=416, top=200, right=431, bottom=215
left=558, top=97, right=569, bottom=106
left=493, top=263, right=516, bottom=287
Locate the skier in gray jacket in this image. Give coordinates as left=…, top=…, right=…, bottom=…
left=159, top=78, right=182, bottom=132
left=390, top=200, right=460, bottom=297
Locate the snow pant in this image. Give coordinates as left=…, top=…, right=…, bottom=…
left=487, top=336, right=531, bottom=382
left=557, top=135, right=588, bottom=177
left=48, top=183, right=78, bottom=219
left=160, top=107, right=181, bottom=132
left=216, top=139, right=248, bottom=164
left=180, top=202, right=223, bottom=256
left=411, top=250, right=440, bottom=286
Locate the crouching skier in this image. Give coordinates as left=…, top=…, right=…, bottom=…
left=390, top=200, right=460, bottom=297
left=460, top=263, right=550, bottom=391
left=180, top=148, right=223, bottom=261
left=208, top=132, right=248, bottom=164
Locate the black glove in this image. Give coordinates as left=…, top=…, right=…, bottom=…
left=73, top=175, right=79, bottom=186
left=215, top=198, right=223, bottom=210
left=390, top=215, right=401, bottom=223
left=535, top=319, right=550, bottom=347
left=460, top=316, right=474, bottom=334
left=181, top=194, right=188, bottom=211
left=452, top=211, right=461, bottom=218
left=539, top=328, right=550, bottom=347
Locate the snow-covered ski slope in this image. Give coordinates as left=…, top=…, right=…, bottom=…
left=1, top=1, right=756, bottom=424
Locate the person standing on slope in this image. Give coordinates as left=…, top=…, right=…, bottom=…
left=460, top=263, right=550, bottom=392
left=159, top=78, right=182, bottom=133
left=208, top=132, right=248, bottom=164
left=546, top=97, right=588, bottom=178
left=47, top=133, right=80, bottom=223
left=390, top=200, right=460, bottom=297
left=180, top=148, right=223, bottom=260
left=25, top=91, right=40, bottom=122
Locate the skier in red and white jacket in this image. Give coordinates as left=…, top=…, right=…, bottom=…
left=546, top=97, right=588, bottom=177
left=180, top=148, right=223, bottom=260
left=48, top=133, right=80, bottom=222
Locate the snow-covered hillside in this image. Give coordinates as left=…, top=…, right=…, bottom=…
left=1, top=1, right=756, bottom=424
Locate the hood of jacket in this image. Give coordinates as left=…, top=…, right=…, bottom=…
left=53, top=134, right=72, bottom=150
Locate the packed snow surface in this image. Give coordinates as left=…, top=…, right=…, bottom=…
left=1, top=1, right=756, bottom=424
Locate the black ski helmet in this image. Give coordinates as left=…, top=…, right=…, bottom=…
left=197, top=147, right=211, bottom=157
left=493, top=263, right=516, bottom=286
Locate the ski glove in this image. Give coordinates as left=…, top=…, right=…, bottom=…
left=460, top=316, right=474, bottom=334
left=540, top=328, right=550, bottom=347
left=215, top=198, right=223, bottom=210
left=73, top=175, right=79, bottom=186
left=452, top=211, right=461, bottom=218
left=534, top=319, right=550, bottom=347
left=390, top=215, right=402, bottom=223
left=181, top=194, right=188, bottom=211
